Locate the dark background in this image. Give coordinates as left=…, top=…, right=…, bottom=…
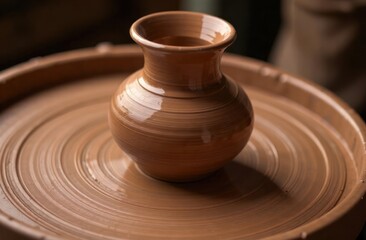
left=0, top=0, right=365, bottom=238
left=0, top=0, right=280, bottom=70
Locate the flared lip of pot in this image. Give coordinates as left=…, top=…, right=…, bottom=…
left=130, top=11, right=236, bottom=52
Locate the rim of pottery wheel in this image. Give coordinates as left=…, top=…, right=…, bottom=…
left=0, top=45, right=365, bottom=240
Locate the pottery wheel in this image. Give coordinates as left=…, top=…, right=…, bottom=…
left=0, top=46, right=363, bottom=240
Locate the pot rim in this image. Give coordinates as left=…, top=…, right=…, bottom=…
left=130, top=11, right=236, bottom=52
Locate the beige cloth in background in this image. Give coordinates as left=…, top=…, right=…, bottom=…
left=271, top=0, right=366, bottom=114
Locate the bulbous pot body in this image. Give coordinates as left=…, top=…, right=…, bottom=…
left=109, top=11, right=254, bottom=182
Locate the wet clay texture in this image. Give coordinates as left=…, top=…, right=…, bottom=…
left=109, top=12, right=253, bottom=182
left=0, top=45, right=365, bottom=240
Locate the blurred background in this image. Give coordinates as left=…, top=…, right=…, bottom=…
left=0, top=0, right=365, bottom=238
left=0, top=0, right=280, bottom=71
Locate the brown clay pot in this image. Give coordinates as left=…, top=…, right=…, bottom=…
left=109, top=11, right=254, bottom=182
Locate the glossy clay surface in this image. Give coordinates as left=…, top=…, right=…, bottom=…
left=0, top=46, right=365, bottom=240
left=109, top=12, right=253, bottom=181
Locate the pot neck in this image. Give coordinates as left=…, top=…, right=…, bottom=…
left=141, top=47, right=225, bottom=91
